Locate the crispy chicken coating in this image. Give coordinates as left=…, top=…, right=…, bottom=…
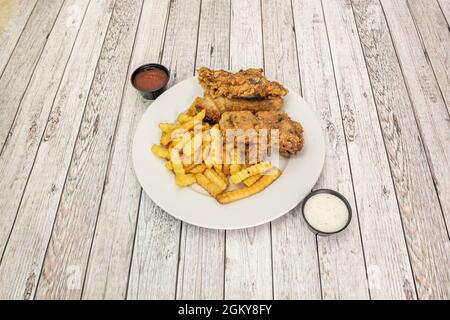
left=193, top=95, right=284, bottom=122
left=219, top=111, right=304, bottom=156
left=198, top=67, right=288, bottom=99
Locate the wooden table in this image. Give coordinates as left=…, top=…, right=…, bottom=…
left=0, top=0, right=448, bottom=300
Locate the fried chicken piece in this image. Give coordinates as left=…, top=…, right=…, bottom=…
left=219, top=111, right=304, bottom=156
left=194, top=95, right=284, bottom=122
left=198, top=67, right=288, bottom=99
left=256, top=111, right=304, bottom=156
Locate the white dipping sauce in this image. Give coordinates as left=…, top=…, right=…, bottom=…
left=304, top=193, right=349, bottom=233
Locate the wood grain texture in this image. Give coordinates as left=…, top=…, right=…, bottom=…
left=225, top=0, right=273, bottom=300
left=0, top=0, right=63, bottom=151
left=438, top=0, right=450, bottom=27
left=0, top=0, right=37, bottom=75
left=175, top=0, right=229, bottom=300
left=262, top=0, right=321, bottom=300
left=380, top=0, right=450, bottom=230
left=0, top=0, right=115, bottom=300
left=408, top=0, right=450, bottom=110
left=292, top=0, right=369, bottom=300
left=321, top=0, right=416, bottom=299
left=0, top=0, right=89, bottom=260
left=353, top=0, right=450, bottom=300
left=82, top=0, right=171, bottom=300
left=35, top=0, right=142, bottom=300
left=127, top=0, right=202, bottom=300
left=0, top=0, right=20, bottom=33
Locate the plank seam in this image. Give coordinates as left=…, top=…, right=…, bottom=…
left=80, top=0, right=146, bottom=300
left=0, top=0, right=66, bottom=156
left=0, top=0, right=38, bottom=78
left=0, top=0, right=92, bottom=270
left=124, top=0, right=173, bottom=299
left=349, top=0, right=418, bottom=299
left=319, top=0, right=372, bottom=300
left=379, top=0, right=450, bottom=240
left=33, top=0, right=118, bottom=299
left=405, top=0, right=450, bottom=116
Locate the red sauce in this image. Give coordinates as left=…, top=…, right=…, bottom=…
left=133, top=67, right=168, bottom=91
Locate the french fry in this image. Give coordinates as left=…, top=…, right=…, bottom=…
left=243, top=174, right=261, bottom=187
left=183, top=163, right=196, bottom=172
left=189, top=164, right=206, bottom=174
left=213, top=164, right=222, bottom=171
left=183, top=132, right=202, bottom=157
left=160, top=127, right=181, bottom=146
left=177, top=113, right=192, bottom=123
left=214, top=167, right=229, bottom=187
left=209, top=125, right=222, bottom=165
left=180, top=109, right=205, bottom=131
left=230, top=164, right=241, bottom=175
left=165, top=161, right=173, bottom=171
left=175, top=174, right=196, bottom=187
left=173, top=131, right=191, bottom=151
left=204, top=168, right=228, bottom=191
left=159, top=123, right=178, bottom=133
left=230, top=161, right=272, bottom=184
left=223, top=164, right=230, bottom=176
left=151, top=144, right=170, bottom=159
left=170, top=148, right=184, bottom=175
left=217, top=169, right=281, bottom=204
left=195, top=173, right=222, bottom=197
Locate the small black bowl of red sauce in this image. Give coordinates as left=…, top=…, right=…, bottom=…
left=131, top=63, right=170, bottom=100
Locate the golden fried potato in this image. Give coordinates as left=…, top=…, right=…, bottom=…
left=159, top=123, right=178, bottom=133
left=175, top=174, right=196, bottom=187
left=170, top=149, right=184, bottom=175
left=230, top=161, right=272, bottom=184
left=217, top=168, right=281, bottom=204
left=214, top=167, right=229, bottom=186
left=189, top=164, right=206, bottom=174
left=230, top=164, right=241, bottom=175
left=180, top=109, right=206, bottom=131
left=177, top=113, right=192, bottom=123
left=165, top=161, right=173, bottom=171
left=195, top=173, right=222, bottom=197
left=204, top=168, right=228, bottom=191
left=151, top=144, right=170, bottom=159
left=243, top=174, right=261, bottom=187
left=223, top=164, right=230, bottom=176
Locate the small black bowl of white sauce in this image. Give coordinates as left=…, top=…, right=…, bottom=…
left=301, top=189, right=352, bottom=236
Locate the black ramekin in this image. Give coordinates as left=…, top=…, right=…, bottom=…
left=131, top=63, right=170, bottom=100
left=301, top=189, right=352, bottom=236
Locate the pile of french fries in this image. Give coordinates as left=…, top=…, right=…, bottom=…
left=151, top=103, right=281, bottom=204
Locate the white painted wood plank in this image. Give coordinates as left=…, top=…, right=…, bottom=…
left=35, top=0, right=142, bottom=300
left=438, top=0, right=450, bottom=26
left=0, top=0, right=37, bottom=75
left=225, top=0, right=273, bottom=300
left=261, top=0, right=321, bottom=300
left=321, top=0, right=416, bottom=299
left=291, top=0, right=369, bottom=300
left=0, top=0, right=115, bottom=300
left=353, top=0, right=450, bottom=300
left=82, top=0, right=170, bottom=300
left=0, top=0, right=63, bottom=150
left=408, top=0, right=450, bottom=110
left=176, top=0, right=229, bottom=300
left=380, top=0, right=450, bottom=232
left=0, top=0, right=89, bottom=260
left=127, top=0, right=202, bottom=300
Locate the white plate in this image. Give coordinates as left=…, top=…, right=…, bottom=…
left=132, top=77, right=325, bottom=229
